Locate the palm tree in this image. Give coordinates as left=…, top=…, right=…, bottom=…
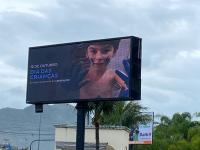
left=88, top=101, right=115, bottom=150
left=102, top=101, right=150, bottom=128
left=88, top=101, right=150, bottom=150
left=121, top=102, right=150, bottom=128
left=101, top=101, right=150, bottom=150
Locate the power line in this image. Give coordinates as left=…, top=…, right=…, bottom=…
left=0, top=127, right=53, bottom=133
left=0, top=126, right=53, bottom=132
left=0, top=130, right=54, bottom=136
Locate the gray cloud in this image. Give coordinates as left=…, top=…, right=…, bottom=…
left=0, top=0, right=200, bottom=116
left=142, top=49, right=200, bottom=115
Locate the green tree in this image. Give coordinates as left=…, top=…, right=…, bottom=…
left=191, top=136, right=200, bottom=150
left=101, top=101, right=150, bottom=150
left=171, top=112, right=191, bottom=139
left=160, top=115, right=171, bottom=125
left=168, top=140, right=191, bottom=150
left=101, top=101, right=150, bottom=128
left=136, top=112, right=200, bottom=150
left=88, top=101, right=115, bottom=150
left=121, top=102, right=150, bottom=128
left=188, top=126, right=200, bottom=150
left=194, top=112, right=200, bottom=118
left=101, top=101, right=125, bottom=125
left=88, top=101, right=150, bottom=150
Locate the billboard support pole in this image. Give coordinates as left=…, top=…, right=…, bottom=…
left=129, top=144, right=133, bottom=150
left=75, top=102, right=88, bottom=150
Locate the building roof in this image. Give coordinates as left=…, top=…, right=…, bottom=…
left=54, top=124, right=130, bottom=132
left=56, top=141, right=114, bottom=150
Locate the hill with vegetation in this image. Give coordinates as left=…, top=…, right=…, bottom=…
left=0, top=104, right=77, bottom=150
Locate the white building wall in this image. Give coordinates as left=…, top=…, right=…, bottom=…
left=55, top=128, right=67, bottom=141
left=55, top=126, right=129, bottom=150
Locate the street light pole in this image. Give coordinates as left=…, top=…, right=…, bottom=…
left=29, top=139, right=54, bottom=150
left=38, top=113, right=42, bottom=150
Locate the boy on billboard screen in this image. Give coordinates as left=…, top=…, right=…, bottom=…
left=80, top=40, right=128, bottom=99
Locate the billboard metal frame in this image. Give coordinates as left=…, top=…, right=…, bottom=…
left=26, top=36, right=142, bottom=104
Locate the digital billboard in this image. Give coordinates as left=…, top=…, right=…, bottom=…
left=129, top=112, right=154, bottom=145
left=26, top=36, right=141, bottom=104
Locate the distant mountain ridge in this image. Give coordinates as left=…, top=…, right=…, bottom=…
left=0, top=104, right=77, bottom=150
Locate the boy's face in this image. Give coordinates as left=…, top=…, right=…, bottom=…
left=86, top=44, right=115, bottom=67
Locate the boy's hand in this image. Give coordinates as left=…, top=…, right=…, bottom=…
left=115, top=59, right=130, bottom=97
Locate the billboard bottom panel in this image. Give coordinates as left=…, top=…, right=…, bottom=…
left=129, top=141, right=152, bottom=145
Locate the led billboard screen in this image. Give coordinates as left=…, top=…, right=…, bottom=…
left=26, top=36, right=141, bottom=104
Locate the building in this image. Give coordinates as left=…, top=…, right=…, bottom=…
left=55, top=125, right=130, bottom=150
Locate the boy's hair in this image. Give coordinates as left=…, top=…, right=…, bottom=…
left=85, top=39, right=120, bottom=53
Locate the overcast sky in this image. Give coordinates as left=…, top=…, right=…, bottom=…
left=0, top=0, right=200, bottom=116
